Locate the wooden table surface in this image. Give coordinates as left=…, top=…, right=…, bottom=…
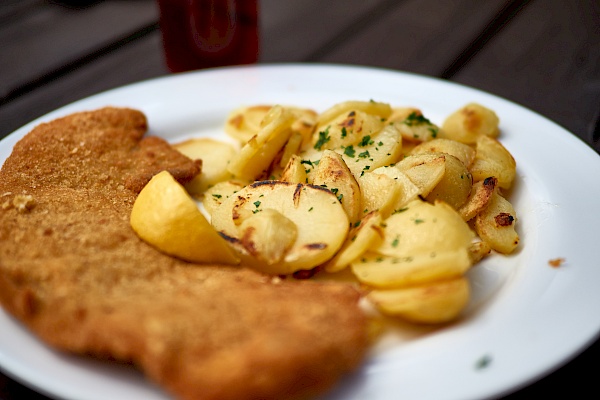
left=0, top=1, right=598, bottom=399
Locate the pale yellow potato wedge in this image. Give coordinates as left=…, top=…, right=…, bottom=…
left=410, top=137, right=476, bottom=168
left=174, top=138, right=237, bottom=196
left=374, top=199, right=474, bottom=258
left=367, top=277, right=470, bottom=324
left=352, top=247, right=471, bottom=289
left=475, top=190, right=520, bottom=254
left=395, top=153, right=446, bottom=197
left=470, top=134, right=516, bottom=190
left=312, top=150, right=362, bottom=224
left=425, top=153, right=473, bottom=209
left=210, top=181, right=349, bottom=274
left=130, top=171, right=239, bottom=265
left=227, top=106, right=295, bottom=180
left=441, top=102, right=500, bottom=144
left=324, top=211, right=384, bottom=273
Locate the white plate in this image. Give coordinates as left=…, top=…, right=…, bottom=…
left=1, top=64, right=600, bottom=400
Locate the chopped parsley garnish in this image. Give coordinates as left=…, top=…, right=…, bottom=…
left=359, top=135, right=373, bottom=147
left=403, top=112, right=432, bottom=126
left=358, top=150, right=370, bottom=158
left=253, top=201, right=261, bottom=208
left=341, top=127, right=348, bottom=138
left=314, top=126, right=331, bottom=150
left=344, top=145, right=356, bottom=157
left=212, top=194, right=222, bottom=199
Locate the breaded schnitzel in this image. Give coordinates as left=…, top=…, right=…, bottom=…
left=0, top=108, right=368, bottom=400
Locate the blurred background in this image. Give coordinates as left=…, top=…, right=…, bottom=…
left=0, top=0, right=598, bottom=153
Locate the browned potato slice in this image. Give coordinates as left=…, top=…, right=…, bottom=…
left=470, top=135, right=516, bottom=190
left=225, top=105, right=272, bottom=143
left=367, top=277, right=470, bottom=324
left=395, top=153, right=446, bottom=197
left=441, top=103, right=500, bottom=144
left=312, top=150, right=362, bottom=224
left=426, top=153, right=473, bottom=209
left=227, top=106, right=295, bottom=180
left=210, top=181, right=349, bottom=274
left=411, top=138, right=476, bottom=168
left=316, top=100, right=392, bottom=127
left=174, top=138, right=237, bottom=196
left=351, top=248, right=471, bottom=288
left=324, top=211, right=384, bottom=273
left=457, top=177, right=497, bottom=221
left=475, top=190, right=520, bottom=254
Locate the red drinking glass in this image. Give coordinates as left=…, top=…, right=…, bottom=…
left=157, top=0, right=259, bottom=73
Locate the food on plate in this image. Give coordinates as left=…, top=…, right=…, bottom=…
left=173, top=138, right=237, bottom=195
left=167, top=100, right=520, bottom=324
left=210, top=180, right=350, bottom=275
left=130, top=170, right=240, bottom=264
left=0, top=108, right=368, bottom=400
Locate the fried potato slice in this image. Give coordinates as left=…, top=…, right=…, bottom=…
left=211, top=181, right=349, bottom=274
left=324, top=211, right=384, bottom=273
left=312, top=150, right=362, bottom=224
left=227, top=106, right=295, bottom=180
left=374, top=199, right=474, bottom=258
left=425, top=153, right=473, bottom=210
left=441, top=102, right=500, bottom=144
left=174, top=138, right=237, bottom=196
left=475, top=189, right=520, bottom=254
left=410, top=137, right=476, bottom=168
left=395, top=153, right=446, bottom=197
left=351, top=248, right=471, bottom=289
left=367, top=277, right=470, bottom=324
left=470, top=134, right=516, bottom=190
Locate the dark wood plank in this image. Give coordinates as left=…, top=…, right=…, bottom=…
left=450, top=0, right=600, bottom=152
left=259, top=0, right=393, bottom=62
left=312, top=0, right=510, bottom=76
left=0, top=31, right=168, bottom=139
left=0, top=0, right=159, bottom=101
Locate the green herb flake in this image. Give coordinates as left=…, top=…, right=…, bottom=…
left=344, top=145, right=356, bottom=157
left=253, top=201, right=261, bottom=208
left=314, top=126, right=331, bottom=150
left=359, top=135, right=373, bottom=147
left=358, top=150, right=370, bottom=159
left=403, top=112, right=432, bottom=126
left=341, top=127, right=348, bottom=138
left=475, top=355, right=492, bottom=370
left=212, top=194, right=222, bottom=199
left=391, top=236, right=399, bottom=247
